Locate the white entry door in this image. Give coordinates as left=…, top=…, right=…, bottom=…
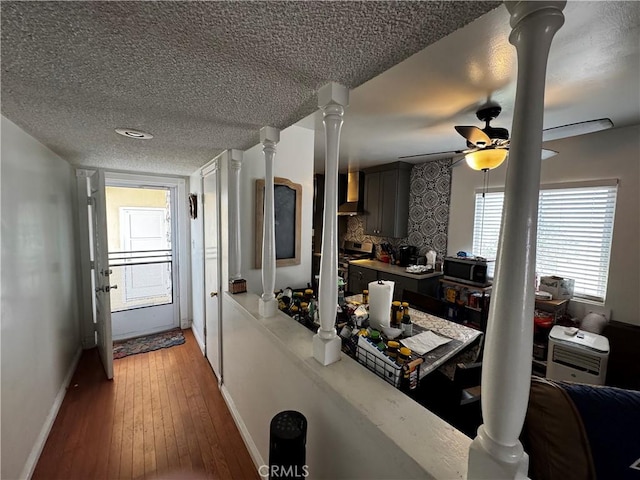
left=89, top=170, right=114, bottom=379
left=203, top=167, right=222, bottom=381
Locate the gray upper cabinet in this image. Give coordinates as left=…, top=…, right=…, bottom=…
left=363, top=162, right=412, bottom=238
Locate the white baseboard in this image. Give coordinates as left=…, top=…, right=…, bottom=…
left=220, top=384, right=264, bottom=472
left=20, top=346, right=83, bottom=480
left=191, top=323, right=205, bottom=354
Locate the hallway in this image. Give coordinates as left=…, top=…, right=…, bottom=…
left=33, top=330, right=258, bottom=480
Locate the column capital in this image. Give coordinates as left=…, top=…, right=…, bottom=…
left=229, top=149, right=243, bottom=170
left=506, top=1, right=566, bottom=28
left=318, top=82, right=349, bottom=109
left=260, top=126, right=280, bottom=145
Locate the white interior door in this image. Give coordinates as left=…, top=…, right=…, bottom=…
left=203, top=168, right=222, bottom=381
left=89, top=170, right=114, bottom=379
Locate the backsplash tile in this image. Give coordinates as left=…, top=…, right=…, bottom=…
left=343, top=158, right=452, bottom=259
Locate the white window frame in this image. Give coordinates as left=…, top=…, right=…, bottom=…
left=472, top=179, right=618, bottom=303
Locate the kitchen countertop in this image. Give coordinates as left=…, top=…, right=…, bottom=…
left=349, top=259, right=443, bottom=280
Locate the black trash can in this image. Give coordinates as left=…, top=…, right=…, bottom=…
left=269, top=410, right=307, bottom=479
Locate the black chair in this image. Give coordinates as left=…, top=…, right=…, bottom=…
left=402, top=290, right=448, bottom=317
left=452, top=361, right=482, bottom=406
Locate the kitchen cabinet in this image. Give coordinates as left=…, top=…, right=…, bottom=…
left=348, top=265, right=379, bottom=295
left=363, top=162, right=411, bottom=238
left=348, top=260, right=441, bottom=301
left=380, top=272, right=439, bottom=301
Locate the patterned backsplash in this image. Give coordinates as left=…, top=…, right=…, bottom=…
left=343, top=159, right=452, bottom=260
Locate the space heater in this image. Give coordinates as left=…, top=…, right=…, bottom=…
left=546, top=325, right=609, bottom=385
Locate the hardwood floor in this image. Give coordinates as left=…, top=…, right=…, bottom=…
left=33, top=330, right=259, bottom=480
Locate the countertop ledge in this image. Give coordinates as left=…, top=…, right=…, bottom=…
left=349, top=259, right=444, bottom=280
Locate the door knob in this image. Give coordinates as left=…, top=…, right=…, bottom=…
left=96, top=285, right=118, bottom=293
left=210, top=291, right=218, bottom=297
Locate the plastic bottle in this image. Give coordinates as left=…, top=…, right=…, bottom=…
left=426, top=250, right=437, bottom=268
left=338, top=277, right=346, bottom=307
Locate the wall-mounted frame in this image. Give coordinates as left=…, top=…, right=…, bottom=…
left=255, top=177, right=302, bottom=268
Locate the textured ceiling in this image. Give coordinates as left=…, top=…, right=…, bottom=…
left=310, top=1, right=640, bottom=172
left=1, top=1, right=500, bottom=175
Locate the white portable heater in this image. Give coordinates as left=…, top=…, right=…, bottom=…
left=546, top=325, right=609, bottom=385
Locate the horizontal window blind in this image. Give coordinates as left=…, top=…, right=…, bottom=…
left=473, top=183, right=617, bottom=302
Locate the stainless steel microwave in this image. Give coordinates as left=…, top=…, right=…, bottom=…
left=443, top=257, right=494, bottom=287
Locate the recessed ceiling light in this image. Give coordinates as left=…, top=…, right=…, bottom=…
left=115, top=128, right=153, bottom=139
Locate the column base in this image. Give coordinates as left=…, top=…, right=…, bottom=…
left=468, top=426, right=529, bottom=480
left=258, top=297, right=278, bottom=317
left=312, top=334, right=341, bottom=366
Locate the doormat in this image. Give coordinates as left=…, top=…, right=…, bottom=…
left=113, top=328, right=185, bottom=359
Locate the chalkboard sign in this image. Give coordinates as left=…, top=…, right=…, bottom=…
left=255, top=177, right=302, bottom=268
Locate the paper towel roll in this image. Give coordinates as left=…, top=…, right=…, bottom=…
left=368, top=280, right=394, bottom=330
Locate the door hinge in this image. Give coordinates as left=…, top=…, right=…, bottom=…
left=87, top=196, right=95, bottom=206
left=90, top=260, right=95, bottom=269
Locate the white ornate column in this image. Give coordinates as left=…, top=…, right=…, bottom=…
left=258, top=126, right=280, bottom=317
left=229, top=149, right=243, bottom=281
left=468, top=2, right=565, bottom=479
left=313, top=82, right=349, bottom=366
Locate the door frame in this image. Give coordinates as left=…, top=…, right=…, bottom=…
left=76, top=168, right=191, bottom=348
left=104, top=171, right=190, bottom=331
left=110, top=195, right=178, bottom=340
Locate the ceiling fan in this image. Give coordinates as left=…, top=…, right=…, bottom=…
left=400, top=103, right=613, bottom=170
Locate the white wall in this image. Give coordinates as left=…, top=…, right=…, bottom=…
left=221, top=293, right=471, bottom=480
left=189, top=171, right=206, bottom=351
left=1, top=116, right=82, bottom=479
left=448, top=124, right=640, bottom=325
left=241, top=125, right=314, bottom=293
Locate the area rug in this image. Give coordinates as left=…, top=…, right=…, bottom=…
left=113, top=328, right=185, bottom=359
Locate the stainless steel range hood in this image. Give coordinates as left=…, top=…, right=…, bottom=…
left=337, top=172, right=364, bottom=216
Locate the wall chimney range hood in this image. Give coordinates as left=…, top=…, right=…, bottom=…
left=337, top=171, right=365, bottom=216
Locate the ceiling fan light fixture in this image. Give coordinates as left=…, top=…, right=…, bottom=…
left=465, top=148, right=508, bottom=171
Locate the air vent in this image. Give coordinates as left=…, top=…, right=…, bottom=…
left=552, top=345, right=601, bottom=375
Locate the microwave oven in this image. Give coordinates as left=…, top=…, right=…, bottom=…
left=443, top=257, right=494, bottom=287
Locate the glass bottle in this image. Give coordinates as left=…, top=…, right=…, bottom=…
left=401, top=313, right=413, bottom=337
left=391, top=301, right=402, bottom=327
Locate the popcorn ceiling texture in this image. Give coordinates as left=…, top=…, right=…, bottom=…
left=1, top=1, right=500, bottom=175
left=344, top=159, right=452, bottom=259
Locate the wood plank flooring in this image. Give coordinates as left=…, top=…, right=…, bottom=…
left=33, top=330, right=259, bottom=480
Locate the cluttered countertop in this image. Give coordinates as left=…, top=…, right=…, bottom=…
left=349, top=258, right=444, bottom=280
left=276, top=284, right=482, bottom=391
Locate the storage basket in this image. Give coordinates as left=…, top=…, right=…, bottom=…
left=356, top=339, right=402, bottom=388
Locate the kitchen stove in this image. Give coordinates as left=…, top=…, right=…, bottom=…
left=339, top=240, right=374, bottom=287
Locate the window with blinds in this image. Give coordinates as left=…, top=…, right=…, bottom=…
left=472, top=181, right=618, bottom=302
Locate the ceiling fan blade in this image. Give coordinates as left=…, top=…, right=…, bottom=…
left=542, top=118, right=613, bottom=142
left=455, top=126, right=491, bottom=147
left=541, top=149, right=558, bottom=160
left=399, top=149, right=465, bottom=160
